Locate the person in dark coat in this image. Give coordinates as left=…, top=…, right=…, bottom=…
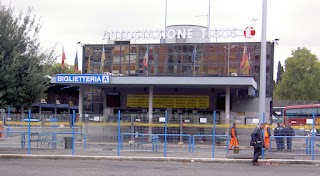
left=285, top=123, right=295, bottom=151
left=274, top=123, right=284, bottom=151
left=250, top=123, right=266, bottom=165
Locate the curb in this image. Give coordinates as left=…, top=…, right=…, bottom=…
left=0, top=154, right=320, bottom=165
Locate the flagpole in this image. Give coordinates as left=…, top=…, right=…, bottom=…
left=164, top=0, right=167, bottom=43
left=146, top=44, right=149, bottom=76
left=208, top=0, right=211, bottom=41
left=165, top=0, right=167, bottom=28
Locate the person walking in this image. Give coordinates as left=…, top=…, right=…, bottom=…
left=280, top=123, right=286, bottom=150
left=274, top=123, right=284, bottom=151
left=286, top=123, right=295, bottom=151
left=250, top=123, right=266, bottom=165
left=264, top=123, right=271, bottom=150
left=228, top=123, right=239, bottom=150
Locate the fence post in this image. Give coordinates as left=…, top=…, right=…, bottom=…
left=28, top=109, right=31, bottom=155
left=164, top=110, right=168, bottom=157
left=312, top=112, right=315, bottom=160
left=118, top=110, right=121, bottom=156
left=212, top=111, right=216, bottom=158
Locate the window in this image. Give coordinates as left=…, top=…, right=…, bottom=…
left=286, top=109, right=301, bottom=117
left=301, top=108, right=317, bottom=116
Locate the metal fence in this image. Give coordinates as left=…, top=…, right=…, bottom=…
left=0, top=110, right=319, bottom=160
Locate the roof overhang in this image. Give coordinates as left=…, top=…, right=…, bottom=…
left=51, top=76, right=257, bottom=90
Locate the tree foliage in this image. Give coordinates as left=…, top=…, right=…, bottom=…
left=45, top=62, right=81, bottom=76
left=274, top=47, right=320, bottom=100
left=276, top=61, right=284, bottom=84
left=0, top=4, right=55, bottom=108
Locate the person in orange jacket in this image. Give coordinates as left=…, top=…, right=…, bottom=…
left=229, top=122, right=239, bottom=150
left=264, top=123, right=271, bottom=150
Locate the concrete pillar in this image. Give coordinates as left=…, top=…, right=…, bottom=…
left=225, top=87, right=230, bottom=135
left=102, top=89, right=107, bottom=122
left=179, top=113, right=183, bottom=145
left=148, top=85, right=153, bottom=139
left=78, top=86, right=84, bottom=141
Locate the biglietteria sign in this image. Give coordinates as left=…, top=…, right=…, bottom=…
left=103, top=28, right=252, bottom=41
left=56, top=74, right=110, bottom=84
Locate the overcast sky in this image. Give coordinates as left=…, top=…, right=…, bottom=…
left=2, top=0, right=320, bottom=77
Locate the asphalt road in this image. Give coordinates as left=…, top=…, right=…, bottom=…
left=0, top=158, right=319, bottom=176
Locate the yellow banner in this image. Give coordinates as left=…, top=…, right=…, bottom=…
left=127, top=94, right=209, bottom=109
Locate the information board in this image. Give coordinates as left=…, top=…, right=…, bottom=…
left=127, top=95, right=209, bottom=109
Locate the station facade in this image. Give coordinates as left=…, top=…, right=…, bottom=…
left=51, top=25, right=275, bottom=127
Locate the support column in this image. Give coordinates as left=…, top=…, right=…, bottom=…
left=148, top=85, right=153, bottom=140
left=102, top=89, right=107, bottom=122
left=78, top=86, right=84, bottom=141
left=39, top=100, right=42, bottom=127
left=54, top=94, right=57, bottom=119
left=179, top=113, right=183, bottom=145
left=225, top=87, right=230, bottom=135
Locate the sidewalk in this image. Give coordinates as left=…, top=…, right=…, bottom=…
left=0, top=143, right=319, bottom=165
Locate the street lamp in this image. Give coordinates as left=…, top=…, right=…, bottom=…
left=272, top=38, right=279, bottom=45
left=251, top=19, right=259, bottom=42
left=224, top=44, right=239, bottom=76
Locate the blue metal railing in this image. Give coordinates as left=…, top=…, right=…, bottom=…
left=120, top=133, right=158, bottom=152
left=192, top=135, right=229, bottom=153
left=270, top=136, right=316, bottom=156
left=156, top=134, right=192, bottom=153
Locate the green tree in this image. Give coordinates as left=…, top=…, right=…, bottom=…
left=274, top=47, right=320, bottom=100
left=0, top=4, right=55, bottom=108
left=45, top=62, right=81, bottom=76
left=276, top=61, right=284, bottom=84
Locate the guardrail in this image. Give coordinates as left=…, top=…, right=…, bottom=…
left=120, top=133, right=158, bottom=152
left=269, top=136, right=320, bottom=160
left=192, top=134, right=229, bottom=153
left=156, top=134, right=192, bottom=152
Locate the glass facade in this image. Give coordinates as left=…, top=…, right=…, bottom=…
left=82, top=42, right=274, bottom=114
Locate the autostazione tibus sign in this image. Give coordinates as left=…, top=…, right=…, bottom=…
left=103, top=27, right=255, bottom=41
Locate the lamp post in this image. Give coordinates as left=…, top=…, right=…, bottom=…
left=224, top=44, right=239, bottom=76
left=259, top=0, right=267, bottom=123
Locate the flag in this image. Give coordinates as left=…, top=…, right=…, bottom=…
left=87, top=54, right=91, bottom=73
left=143, top=47, right=149, bottom=68
left=61, top=46, right=66, bottom=70
left=244, top=53, right=251, bottom=75
left=240, top=46, right=250, bottom=75
left=240, top=45, right=248, bottom=69
left=100, top=45, right=105, bottom=73
left=74, top=51, right=78, bottom=72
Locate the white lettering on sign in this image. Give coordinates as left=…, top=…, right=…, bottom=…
left=167, top=29, right=176, bottom=39
left=103, top=28, right=243, bottom=41
left=56, top=75, right=110, bottom=83
left=187, top=29, right=193, bottom=39
left=201, top=28, right=207, bottom=38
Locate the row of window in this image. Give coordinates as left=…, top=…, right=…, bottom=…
left=285, top=108, right=320, bottom=116
left=84, top=43, right=271, bottom=55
